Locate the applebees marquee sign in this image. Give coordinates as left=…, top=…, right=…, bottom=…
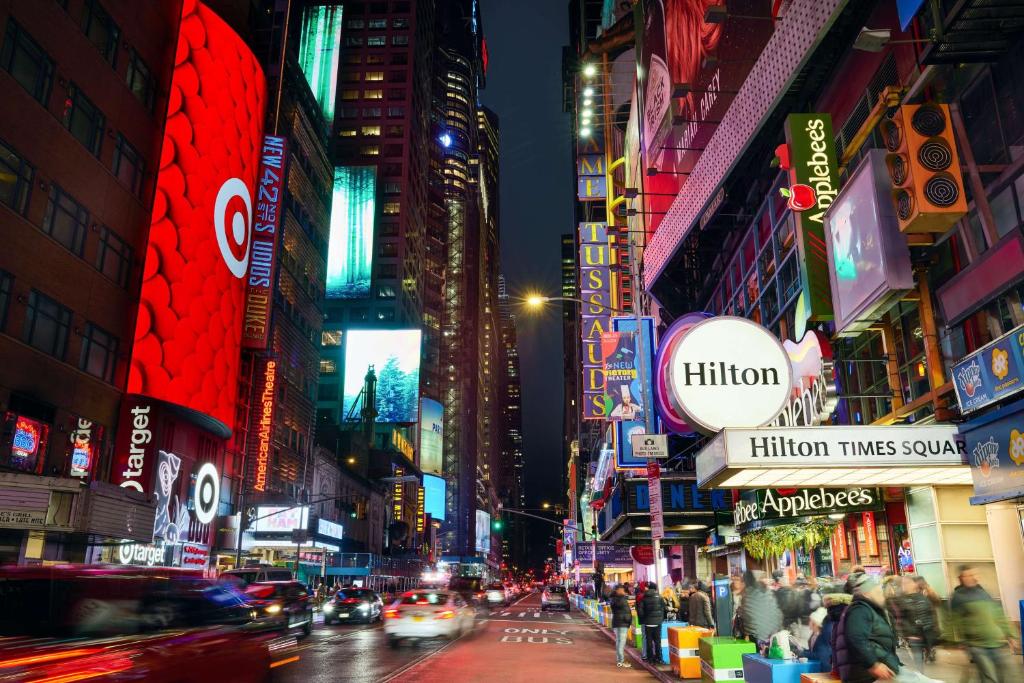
left=733, top=487, right=882, bottom=530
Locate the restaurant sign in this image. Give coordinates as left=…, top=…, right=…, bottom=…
left=733, top=487, right=882, bottom=530
left=952, top=324, right=1024, bottom=415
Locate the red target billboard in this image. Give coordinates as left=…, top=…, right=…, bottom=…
left=128, top=1, right=267, bottom=433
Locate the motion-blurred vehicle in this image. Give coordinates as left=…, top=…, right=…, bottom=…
left=484, top=582, right=510, bottom=607
left=244, top=580, right=314, bottom=636
left=384, top=590, right=474, bottom=647
left=0, top=565, right=274, bottom=682
left=323, top=588, right=383, bottom=624
left=221, top=565, right=294, bottom=587
left=541, top=584, right=570, bottom=611
left=448, top=575, right=485, bottom=605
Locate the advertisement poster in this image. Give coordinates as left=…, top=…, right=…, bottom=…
left=602, top=331, right=644, bottom=421
left=423, top=474, right=446, bottom=521
left=952, top=325, right=1024, bottom=415
left=297, top=4, right=343, bottom=125
left=327, top=166, right=376, bottom=299
left=343, top=329, right=422, bottom=423
left=613, top=316, right=657, bottom=468
left=475, top=510, right=491, bottom=553
left=127, top=1, right=266, bottom=432
left=418, top=398, right=444, bottom=475
left=963, top=405, right=1024, bottom=503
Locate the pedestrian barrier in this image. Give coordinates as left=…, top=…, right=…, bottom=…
left=699, top=636, right=757, bottom=683
left=668, top=625, right=714, bottom=679
left=798, top=674, right=840, bottom=683
left=742, top=654, right=821, bottom=683
left=658, top=620, right=688, bottom=664
left=632, top=613, right=643, bottom=649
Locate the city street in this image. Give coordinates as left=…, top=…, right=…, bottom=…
left=272, top=592, right=655, bottom=683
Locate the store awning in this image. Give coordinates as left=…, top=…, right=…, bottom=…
left=696, top=425, right=970, bottom=489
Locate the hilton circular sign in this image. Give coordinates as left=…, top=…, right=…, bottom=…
left=666, top=316, right=792, bottom=434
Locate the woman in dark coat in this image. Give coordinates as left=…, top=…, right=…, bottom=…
left=610, top=585, right=634, bottom=668
left=833, top=575, right=902, bottom=683
left=898, top=575, right=940, bottom=665
left=806, top=593, right=851, bottom=672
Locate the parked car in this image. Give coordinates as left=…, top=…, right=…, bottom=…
left=0, top=564, right=275, bottom=682
left=541, top=584, right=570, bottom=611
left=323, top=588, right=383, bottom=624
left=384, top=590, right=475, bottom=647
left=221, top=566, right=294, bottom=587
left=484, top=582, right=510, bottom=607
left=244, top=580, right=314, bottom=636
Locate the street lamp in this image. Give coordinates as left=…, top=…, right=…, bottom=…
left=522, top=294, right=629, bottom=316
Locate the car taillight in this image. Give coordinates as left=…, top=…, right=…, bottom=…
left=384, top=609, right=401, bottom=619
left=434, top=610, right=456, bottom=620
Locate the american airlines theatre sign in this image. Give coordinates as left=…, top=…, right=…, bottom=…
left=661, top=317, right=971, bottom=489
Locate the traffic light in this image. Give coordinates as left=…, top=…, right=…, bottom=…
left=882, top=103, right=967, bottom=234
left=492, top=518, right=504, bottom=532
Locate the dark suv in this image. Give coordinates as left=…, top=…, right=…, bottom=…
left=323, top=588, right=383, bottom=624
left=244, top=580, right=314, bottom=636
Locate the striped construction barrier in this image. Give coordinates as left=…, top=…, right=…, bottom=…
left=669, top=625, right=714, bottom=679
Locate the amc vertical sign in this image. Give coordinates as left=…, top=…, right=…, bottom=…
left=242, top=136, right=288, bottom=349
left=577, top=137, right=606, bottom=201
left=580, top=222, right=612, bottom=419
left=784, top=113, right=838, bottom=321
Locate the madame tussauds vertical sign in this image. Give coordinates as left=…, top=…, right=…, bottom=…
left=784, top=113, right=839, bottom=322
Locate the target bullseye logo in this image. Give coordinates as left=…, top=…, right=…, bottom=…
left=194, top=462, right=220, bottom=525
left=214, top=178, right=252, bottom=278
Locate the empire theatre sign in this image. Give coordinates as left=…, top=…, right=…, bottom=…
left=664, top=317, right=970, bottom=489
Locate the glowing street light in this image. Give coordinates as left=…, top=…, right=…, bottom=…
left=583, top=87, right=594, bottom=97
left=580, top=127, right=592, bottom=137
left=582, top=63, right=597, bottom=78
left=439, top=132, right=453, bottom=148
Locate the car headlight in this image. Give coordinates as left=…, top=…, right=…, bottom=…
left=357, top=603, right=369, bottom=611
left=323, top=604, right=335, bottom=613
left=265, top=604, right=283, bottom=615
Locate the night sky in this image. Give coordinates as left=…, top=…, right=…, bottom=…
left=480, top=0, right=571, bottom=567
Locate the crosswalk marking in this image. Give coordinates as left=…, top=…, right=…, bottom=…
left=500, top=611, right=510, bottom=616
left=532, top=612, right=540, bottom=618
left=563, top=614, right=571, bottom=620
left=518, top=612, right=526, bottom=617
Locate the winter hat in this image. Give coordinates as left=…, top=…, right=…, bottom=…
left=823, top=593, right=852, bottom=608
left=851, top=573, right=880, bottom=596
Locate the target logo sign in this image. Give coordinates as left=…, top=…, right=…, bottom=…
left=194, top=462, right=220, bottom=526
left=214, top=178, right=253, bottom=278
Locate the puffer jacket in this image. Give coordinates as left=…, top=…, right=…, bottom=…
left=833, top=595, right=901, bottom=683
left=637, top=590, right=666, bottom=626
left=899, top=591, right=938, bottom=636
left=739, top=585, right=783, bottom=642
left=808, top=597, right=850, bottom=671
left=610, top=594, right=633, bottom=628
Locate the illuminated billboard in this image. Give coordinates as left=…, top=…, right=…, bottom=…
left=297, top=4, right=343, bottom=125
left=419, top=398, right=444, bottom=475
left=327, top=166, right=376, bottom=299
left=343, top=329, right=422, bottom=423
left=475, top=509, right=491, bottom=553
left=254, top=506, right=309, bottom=533
left=423, top=473, right=446, bottom=521
left=128, top=1, right=266, bottom=433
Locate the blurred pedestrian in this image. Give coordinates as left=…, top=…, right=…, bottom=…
left=834, top=573, right=902, bottom=683
left=951, top=565, right=1014, bottom=683
left=843, top=565, right=866, bottom=594
left=610, top=585, right=633, bottom=669
left=677, top=583, right=692, bottom=623
left=899, top=575, right=939, bottom=666
left=636, top=581, right=666, bottom=663
left=805, top=593, right=850, bottom=671
left=739, top=569, right=783, bottom=650
left=689, top=581, right=715, bottom=630
left=661, top=582, right=679, bottom=621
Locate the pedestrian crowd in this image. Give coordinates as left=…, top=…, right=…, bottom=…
left=593, top=564, right=1016, bottom=682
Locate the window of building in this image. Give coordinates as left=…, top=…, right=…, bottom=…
left=391, top=52, right=408, bottom=65
left=368, top=36, right=386, bottom=47
left=382, top=201, right=400, bottom=215
left=387, top=107, right=405, bottom=118
left=351, top=307, right=370, bottom=321
left=79, top=322, right=118, bottom=382
left=318, top=383, right=338, bottom=400
left=23, top=290, right=71, bottom=360
left=383, top=144, right=402, bottom=157
left=366, top=54, right=385, bottom=64
left=319, top=359, right=338, bottom=374
left=392, top=35, right=409, bottom=47
left=379, top=241, right=398, bottom=257
left=380, top=222, right=398, bottom=236
left=360, top=145, right=380, bottom=156
left=95, top=226, right=132, bottom=287
left=362, top=107, right=382, bottom=118
left=62, top=84, right=105, bottom=157
left=81, top=0, right=119, bottom=66
left=377, top=284, right=397, bottom=298
left=339, top=107, right=359, bottom=119
left=339, top=128, right=357, bottom=137
left=385, top=125, right=403, bottom=138
left=377, top=308, right=396, bottom=322
left=392, top=18, right=409, bottom=29
left=0, top=138, right=33, bottom=215
left=368, top=19, right=387, bottom=29
left=365, top=71, right=384, bottom=81
left=341, top=71, right=361, bottom=82
left=124, top=47, right=155, bottom=110
left=341, top=89, right=359, bottom=100
left=343, top=53, right=362, bottom=65
left=112, top=134, right=144, bottom=196
left=321, top=330, right=343, bottom=346
left=370, top=2, right=387, bottom=12
left=344, top=36, right=365, bottom=47
left=364, top=89, right=383, bottom=99
left=383, top=181, right=401, bottom=194
left=0, top=269, right=11, bottom=332
left=346, top=19, right=365, bottom=29
left=43, top=185, right=89, bottom=257
left=1, top=20, right=54, bottom=105
left=377, top=264, right=397, bottom=278
left=361, top=125, right=381, bottom=136
left=388, top=88, right=405, bottom=101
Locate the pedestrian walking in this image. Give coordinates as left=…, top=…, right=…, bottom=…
left=688, top=581, right=716, bottom=630
left=739, top=569, right=783, bottom=650
left=898, top=575, right=939, bottom=667
left=636, top=581, right=666, bottom=663
left=833, top=574, right=902, bottom=683
left=805, top=593, right=850, bottom=671
left=951, top=565, right=1014, bottom=683
left=610, top=585, right=634, bottom=669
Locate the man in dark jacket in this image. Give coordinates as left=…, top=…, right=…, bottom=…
left=610, top=586, right=634, bottom=668
left=636, top=581, right=666, bottom=663
left=688, top=582, right=716, bottom=630
left=834, top=574, right=901, bottom=683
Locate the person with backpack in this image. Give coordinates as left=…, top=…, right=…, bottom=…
left=833, top=574, right=902, bottom=682
left=898, top=575, right=939, bottom=666
left=636, top=581, right=666, bottom=663
left=739, top=569, right=783, bottom=651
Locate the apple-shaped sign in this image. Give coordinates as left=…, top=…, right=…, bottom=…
left=780, top=184, right=816, bottom=212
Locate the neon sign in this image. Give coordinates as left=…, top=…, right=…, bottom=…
left=416, top=486, right=425, bottom=533
left=12, top=416, right=42, bottom=460
left=242, top=136, right=287, bottom=350
left=392, top=467, right=405, bottom=523
left=254, top=360, right=277, bottom=492
left=68, top=417, right=98, bottom=478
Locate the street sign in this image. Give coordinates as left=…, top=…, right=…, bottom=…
left=630, top=433, right=668, bottom=458
left=646, top=461, right=664, bottom=540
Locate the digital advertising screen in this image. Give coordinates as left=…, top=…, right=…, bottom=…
left=418, top=397, right=444, bottom=475
left=254, top=506, right=310, bottom=533
left=423, top=473, right=446, bottom=521
left=127, top=1, right=266, bottom=433
left=343, top=329, right=422, bottom=423
left=297, top=4, right=343, bottom=125
left=327, top=166, right=376, bottom=299
left=475, top=509, right=491, bottom=553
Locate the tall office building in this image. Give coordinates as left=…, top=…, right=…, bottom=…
left=496, top=276, right=524, bottom=568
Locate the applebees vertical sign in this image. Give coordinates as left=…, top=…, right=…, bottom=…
left=242, top=136, right=288, bottom=349
left=783, top=113, right=839, bottom=322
